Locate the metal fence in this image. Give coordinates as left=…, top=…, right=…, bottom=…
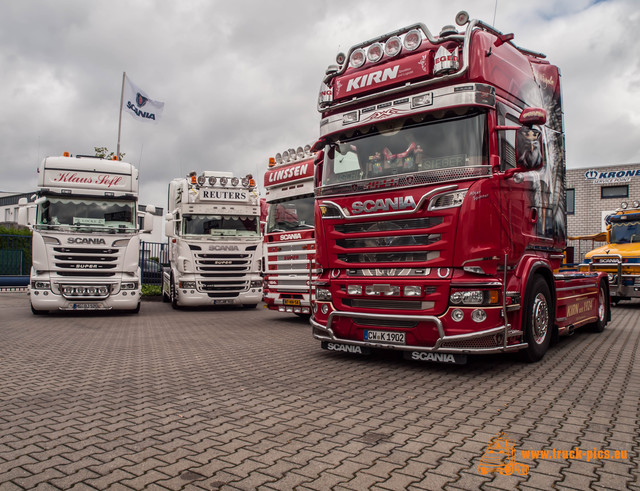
left=140, top=241, right=168, bottom=285
left=0, top=236, right=167, bottom=287
left=0, top=235, right=31, bottom=287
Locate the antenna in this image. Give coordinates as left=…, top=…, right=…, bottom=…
left=492, top=0, right=498, bottom=26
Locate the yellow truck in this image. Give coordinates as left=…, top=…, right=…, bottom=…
left=579, top=202, right=640, bottom=304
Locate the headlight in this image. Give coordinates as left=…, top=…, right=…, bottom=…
left=450, top=290, right=499, bottom=306
left=121, top=282, right=138, bottom=290
left=404, top=286, right=421, bottom=296
left=32, top=281, right=51, bottom=290
left=250, top=280, right=262, bottom=288
left=316, top=288, right=332, bottom=301
left=179, top=281, right=196, bottom=289
left=347, top=285, right=362, bottom=295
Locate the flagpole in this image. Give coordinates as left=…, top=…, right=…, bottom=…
left=116, top=71, right=126, bottom=160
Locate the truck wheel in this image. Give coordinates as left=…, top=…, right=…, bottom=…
left=170, top=277, right=179, bottom=309
left=520, top=276, right=552, bottom=363
left=132, top=302, right=141, bottom=314
left=589, top=280, right=608, bottom=333
left=31, top=304, right=47, bottom=315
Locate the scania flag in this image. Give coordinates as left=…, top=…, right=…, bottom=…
left=122, top=75, right=164, bottom=123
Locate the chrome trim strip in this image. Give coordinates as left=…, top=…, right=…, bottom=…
left=320, top=185, right=457, bottom=220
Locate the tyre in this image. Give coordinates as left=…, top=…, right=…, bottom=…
left=589, top=279, right=609, bottom=333
left=131, top=302, right=141, bottom=314
left=520, top=276, right=553, bottom=362
left=31, top=304, right=47, bottom=315
left=170, top=277, right=179, bottom=309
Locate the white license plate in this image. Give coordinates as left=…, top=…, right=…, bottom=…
left=72, top=303, right=102, bottom=310
left=214, top=299, right=233, bottom=305
left=364, top=330, right=406, bottom=344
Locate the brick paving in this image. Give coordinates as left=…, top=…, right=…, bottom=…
left=0, top=292, right=638, bottom=490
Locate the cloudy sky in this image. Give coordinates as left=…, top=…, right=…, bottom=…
left=1, top=0, right=638, bottom=210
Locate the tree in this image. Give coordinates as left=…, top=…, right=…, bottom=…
left=94, top=147, right=125, bottom=161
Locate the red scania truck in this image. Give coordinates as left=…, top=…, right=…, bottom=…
left=263, top=146, right=316, bottom=315
left=310, top=11, right=610, bottom=363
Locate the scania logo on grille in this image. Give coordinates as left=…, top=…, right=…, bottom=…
left=67, top=237, right=106, bottom=245
left=215, top=260, right=233, bottom=265
left=351, top=196, right=416, bottom=214
left=209, top=245, right=240, bottom=251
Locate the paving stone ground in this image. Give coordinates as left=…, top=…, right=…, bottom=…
left=0, top=292, right=638, bottom=490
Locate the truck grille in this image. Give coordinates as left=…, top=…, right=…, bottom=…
left=265, top=241, right=314, bottom=293
left=53, top=247, right=119, bottom=277
left=194, top=252, right=252, bottom=295
left=331, top=216, right=444, bottom=266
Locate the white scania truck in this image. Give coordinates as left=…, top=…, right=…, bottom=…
left=19, top=153, right=154, bottom=314
left=162, top=172, right=263, bottom=308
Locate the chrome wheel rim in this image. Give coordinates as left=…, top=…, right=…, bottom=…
left=532, top=293, right=549, bottom=344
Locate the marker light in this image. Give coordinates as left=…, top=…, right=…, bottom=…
left=282, top=150, right=290, bottom=162
left=621, top=202, right=628, bottom=209
left=63, top=151, right=70, bottom=157
left=190, top=174, right=197, bottom=184
left=350, top=48, right=366, bottom=68
left=288, top=148, right=297, bottom=161
left=633, top=201, right=640, bottom=208
left=220, top=177, right=228, bottom=186
left=304, top=144, right=311, bottom=154
left=268, top=157, right=276, bottom=168
left=242, top=177, right=250, bottom=187
left=197, top=175, right=205, bottom=186
left=249, top=178, right=256, bottom=187
left=275, top=153, right=283, bottom=164
left=231, top=177, right=239, bottom=186
left=297, top=147, right=305, bottom=159
left=336, top=52, right=346, bottom=65
left=384, top=36, right=402, bottom=57
left=404, top=29, right=422, bottom=51
left=208, top=176, right=217, bottom=185
left=367, top=42, right=384, bottom=63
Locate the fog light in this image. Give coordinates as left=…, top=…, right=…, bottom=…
left=451, top=309, right=464, bottom=322
left=321, top=304, right=329, bottom=315
left=347, top=285, right=362, bottom=295
left=471, top=309, right=487, bottom=323
left=278, top=306, right=285, bottom=312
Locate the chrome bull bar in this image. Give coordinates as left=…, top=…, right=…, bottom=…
left=310, top=310, right=527, bottom=354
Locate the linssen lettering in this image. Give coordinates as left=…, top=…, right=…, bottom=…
left=279, top=233, right=303, bottom=241
left=411, top=352, right=457, bottom=363
left=67, top=237, right=106, bottom=245
left=346, top=66, right=400, bottom=93
left=351, top=196, right=416, bottom=214
left=267, top=163, right=310, bottom=183
left=326, top=343, right=363, bottom=354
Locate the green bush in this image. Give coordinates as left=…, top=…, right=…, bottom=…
left=141, top=284, right=162, bottom=296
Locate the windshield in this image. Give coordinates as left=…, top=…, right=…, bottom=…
left=182, top=214, right=259, bottom=237
left=610, top=221, right=640, bottom=243
left=37, top=197, right=136, bottom=232
left=322, top=110, right=487, bottom=186
left=266, top=195, right=314, bottom=234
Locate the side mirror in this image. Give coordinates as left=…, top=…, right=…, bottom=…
left=314, top=150, right=325, bottom=188
left=164, top=213, right=174, bottom=238
left=515, top=126, right=544, bottom=171
left=17, top=198, right=29, bottom=226
left=519, top=107, right=546, bottom=126
left=143, top=205, right=155, bottom=233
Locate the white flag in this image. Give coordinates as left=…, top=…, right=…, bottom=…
left=122, top=75, right=164, bottom=124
